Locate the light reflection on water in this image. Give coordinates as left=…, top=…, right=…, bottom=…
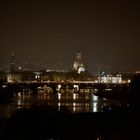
left=13, top=90, right=115, bottom=113
left=0, top=88, right=127, bottom=119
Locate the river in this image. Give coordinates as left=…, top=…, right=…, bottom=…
left=0, top=88, right=128, bottom=119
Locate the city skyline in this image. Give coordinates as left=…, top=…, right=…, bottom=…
left=1, top=50, right=139, bottom=75
left=0, top=0, right=140, bottom=73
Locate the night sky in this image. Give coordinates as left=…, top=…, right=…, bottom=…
left=0, top=0, right=140, bottom=74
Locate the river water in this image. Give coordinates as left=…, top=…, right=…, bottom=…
left=0, top=88, right=128, bottom=119
left=0, top=89, right=137, bottom=140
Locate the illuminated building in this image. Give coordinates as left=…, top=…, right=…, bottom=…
left=98, top=74, right=122, bottom=83
left=73, top=51, right=85, bottom=73
left=34, top=72, right=42, bottom=81
left=7, top=73, right=22, bottom=83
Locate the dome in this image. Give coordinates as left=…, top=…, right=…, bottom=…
left=78, top=66, right=85, bottom=74
left=73, top=51, right=86, bottom=73
left=73, top=61, right=79, bottom=70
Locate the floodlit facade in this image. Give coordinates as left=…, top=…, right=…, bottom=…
left=73, top=51, right=85, bottom=73
left=7, top=73, right=22, bottom=83
left=98, top=74, right=122, bottom=84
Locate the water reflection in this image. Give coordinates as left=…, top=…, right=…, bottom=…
left=13, top=90, right=124, bottom=113
left=0, top=88, right=129, bottom=119
left=73, top=102, right=76, bottom=112
left=93, top=103, right=98, bottom=112
left=58, top=93, right=61, bottom=100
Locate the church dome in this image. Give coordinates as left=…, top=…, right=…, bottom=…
left=78, top=66, right=85, bottom=74
left=73, top=61, right=79, bottom=70
left=73, top=51, right=86, bottom=73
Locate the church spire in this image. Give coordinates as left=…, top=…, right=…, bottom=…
left=10, top=51, right=15, bottom=72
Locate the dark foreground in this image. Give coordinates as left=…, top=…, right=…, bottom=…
left=0, top=105, right=140, bottom=140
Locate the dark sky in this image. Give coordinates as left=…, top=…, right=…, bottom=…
left=0, top=0, right=140, bottom=74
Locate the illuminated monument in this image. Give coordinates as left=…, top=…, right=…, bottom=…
left=73, top=51, right=85, bottom=73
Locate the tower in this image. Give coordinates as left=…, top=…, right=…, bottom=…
left=73, top=50, right=85, bottom=73
left=10, top=51, right=15, bottom=72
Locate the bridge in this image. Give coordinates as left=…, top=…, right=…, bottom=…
left=6, top=81, right=129, bottom=93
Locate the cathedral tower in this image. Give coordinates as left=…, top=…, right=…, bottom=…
left=10, top=51, right=15, bottom=72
